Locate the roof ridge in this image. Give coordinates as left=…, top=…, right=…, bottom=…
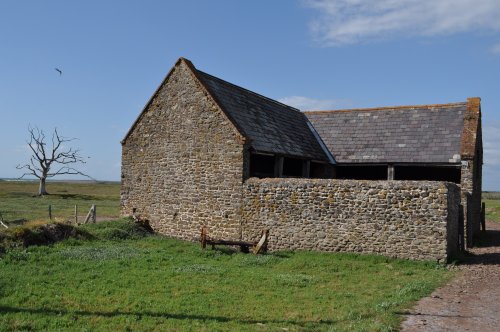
left=196, top=70, right=303, bottom=114
left=304, top=102, right=467, bottom=115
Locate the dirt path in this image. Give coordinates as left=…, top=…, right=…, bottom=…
left=400, top=221, right=500, bottom=331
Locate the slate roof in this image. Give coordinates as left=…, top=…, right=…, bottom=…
left=305, top=103, right=467, bottom=164
left=195, top=69, right=330, bottom=162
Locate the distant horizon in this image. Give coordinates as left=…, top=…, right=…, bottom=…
left=1, top=1, right=499, bottom=189
left=1, top=178, right=498, bottom=192
left=0, top=178, right=119, bottom=183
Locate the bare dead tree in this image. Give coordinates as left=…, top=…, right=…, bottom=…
left=16, top=127, right=92, bottom=196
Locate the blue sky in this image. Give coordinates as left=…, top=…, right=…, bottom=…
left=1, top=0, right=499, bottom=190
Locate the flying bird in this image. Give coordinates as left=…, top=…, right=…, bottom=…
left=55, top=68, right=62, bottom=76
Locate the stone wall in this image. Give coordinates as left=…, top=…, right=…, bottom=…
left=460, top=149, right=483, bottom=248
left=242, top=178, right=460, bottom=261
left=121, top=60, right=245, bottom=241
left=460, top=97, right=483, bottom=247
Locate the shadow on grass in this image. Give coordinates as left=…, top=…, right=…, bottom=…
left=204, top=247, right=294, bottom=259
left=5, top=192, right=38, bottom=198
left=208, top=246, right=239, bottom=255
left=0, top=305, right=336, bottom=328
left=58, top=194, right=97, bottom=200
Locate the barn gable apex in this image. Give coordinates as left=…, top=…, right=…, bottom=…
left=121, top=57, right=246, bottom=145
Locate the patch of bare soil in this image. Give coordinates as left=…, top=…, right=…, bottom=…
left=400, top=221, right=500, bottom=331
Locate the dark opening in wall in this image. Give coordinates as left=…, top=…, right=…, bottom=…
left=311, top=162, right=332, bottom=178
left=394, top=165, right=461, bottom=183
left=283, top=157, right=303, bottom=177
left=249, top=154, right=275, bottom=178
left=336, top=165, right=387, bottom=180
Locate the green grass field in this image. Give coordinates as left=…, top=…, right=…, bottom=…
left=0, top=181, right=120, bottom=224
left=0, top=181, right=466, bottom=330
left=0, top=220, right=452, bottom=331
left=482, top=192, right=500, bottom=223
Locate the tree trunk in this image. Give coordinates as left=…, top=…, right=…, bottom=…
left=38, top=177, right=48, bottom=196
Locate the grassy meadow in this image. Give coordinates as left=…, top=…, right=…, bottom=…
left=0, top=220, right=452, bottom=331
left=0, top=181, right=473, bottom=331
left=0, top=180, right=120, bottom=225
left=483, top=192, right=500, bottom=223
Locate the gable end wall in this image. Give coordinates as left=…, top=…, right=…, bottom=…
left=121, top=61, right=244, bottom=241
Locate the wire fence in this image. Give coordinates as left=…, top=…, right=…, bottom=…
left=0, top=204, right=97, bottom=227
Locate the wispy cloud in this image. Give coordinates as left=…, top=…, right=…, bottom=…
left=279, top=96, right=350, bottom=111
left=491, top=42, right=500, bottom=54
left=304, top=0, right=500, bottom=46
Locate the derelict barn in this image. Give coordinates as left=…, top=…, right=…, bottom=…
left=121, top=58, right=482, bottom=261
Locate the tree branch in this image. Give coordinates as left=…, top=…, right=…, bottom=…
left=47, top=166, right=94, bottom=180
left=16, top=127, right=92, bottom=188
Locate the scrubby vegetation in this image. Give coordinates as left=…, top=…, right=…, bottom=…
left=0, top=219, right=151, bottom=254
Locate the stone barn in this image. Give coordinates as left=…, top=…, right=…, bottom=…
left=305, top=100, right=482, bottom=246
left=121, top=57, right=482, bottom=261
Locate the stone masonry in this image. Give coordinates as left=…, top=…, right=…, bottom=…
left=242, top=178, right=460, bottom=262
left=121, top=60, right=245, bottom=241
left=121, top=58, right=469, bottom=262
left=460, top=97, right=483, bottom=247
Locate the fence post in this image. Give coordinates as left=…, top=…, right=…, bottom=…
left=48, top=205, right=52, bottom=220
left=0, top=212, right=8, bottom=229
left=481, top=202, right=486, bottom=232
left=75, top=205, right=78, bottom=224
left=84, top=205, right=96, bottom=224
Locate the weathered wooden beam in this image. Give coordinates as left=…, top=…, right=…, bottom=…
left=201, top=226, right=207, bottom=249
left=387, top=165, right=395, bottom=180
left=481, top=202, right=486, bottom=231
left=274, top=156, right=284, bottom=178
left=84, top=205, right=96, bottom=223
left=200, top=226, right=269, bottom=254
left=253, top=229, right=269, bottom=254
left=207, top=239, right=254, bottom=246
left=302, top=160, right=311, bottom=178
left=0, top=213, right=8, bottom=229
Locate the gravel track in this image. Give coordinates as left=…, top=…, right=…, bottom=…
left=401, top=221, right=500, bottom=331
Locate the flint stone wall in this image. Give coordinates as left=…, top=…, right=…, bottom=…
left=242, top=178, right=460, bottom=261
left=121, top=61, right=244, bottom=241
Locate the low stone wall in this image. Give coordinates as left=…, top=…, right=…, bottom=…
left=242, top=178, right=460, bottom=262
